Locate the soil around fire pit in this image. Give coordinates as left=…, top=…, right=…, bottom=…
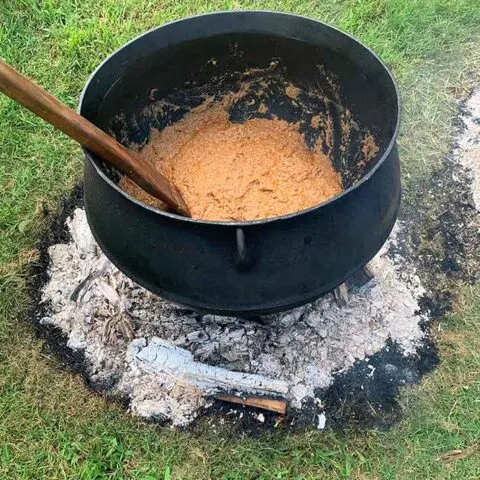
left=28, top=185, right=90, bottom=376
left=27, top=90, right=480, bottom=433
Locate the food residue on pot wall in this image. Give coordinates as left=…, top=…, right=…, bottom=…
left=361, top=133, right=380, bottom=166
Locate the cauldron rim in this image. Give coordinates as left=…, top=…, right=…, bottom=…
left=79, top=10, right=400, bottom=227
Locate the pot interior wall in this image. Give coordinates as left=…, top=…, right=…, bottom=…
left=90, top=32, right=397, bottom=193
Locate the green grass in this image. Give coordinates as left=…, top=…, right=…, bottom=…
left=1, top=0, right=480, bottom=478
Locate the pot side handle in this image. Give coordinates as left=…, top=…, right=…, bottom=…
left=234, top=228, right=254, bottom=271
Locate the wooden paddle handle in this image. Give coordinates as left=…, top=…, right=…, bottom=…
left=0, top=58, right=190, bottom=216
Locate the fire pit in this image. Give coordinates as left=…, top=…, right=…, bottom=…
left=80, top=11, right=400, bottom=314
left=37, top=205, right=429, bottom=427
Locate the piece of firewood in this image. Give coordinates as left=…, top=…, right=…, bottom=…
left=215, top=394, right=287, bottom=414
left=130, top=337, right=289, bottom=396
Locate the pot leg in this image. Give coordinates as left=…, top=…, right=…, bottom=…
left=333, top=264, right=375, bottom=307
left=333, top=282, right=349, bottom=307
left=349, top=264, right=375, bottom=288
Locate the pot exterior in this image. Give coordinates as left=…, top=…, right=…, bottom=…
left=84, top=145, right=399, bottom=315
left=81, top=12, right=401, bottom=315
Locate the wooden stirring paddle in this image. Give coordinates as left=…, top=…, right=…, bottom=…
left=0, top=58, right=190, bottom=216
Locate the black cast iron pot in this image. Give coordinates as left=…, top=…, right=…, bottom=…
left=79, top=11, right=400, bottom=315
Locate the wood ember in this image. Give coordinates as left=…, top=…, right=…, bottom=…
left=39, top=208, right=427, bottom=426
left=214, top=395, right=287, bottom=414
